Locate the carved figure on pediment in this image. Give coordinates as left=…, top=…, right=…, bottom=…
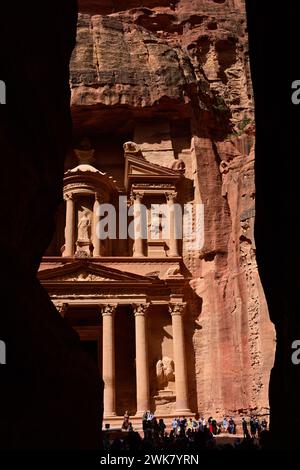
left=171, top=159, right=185, bottom=172
left=123, top=141, right=143, bottom=157
left=166, top=266, right=181, bottom=277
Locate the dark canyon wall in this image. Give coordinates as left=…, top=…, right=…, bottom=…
left=0, top=2, right=103, bottom=450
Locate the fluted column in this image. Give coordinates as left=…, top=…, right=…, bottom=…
left=102, top=304, right=117, bottom=417
left=93, top=193, right=101, bottom=257
left=131, top=192, right=145, bottom=257
left=64, top=193, right=75, bottom=257
left=169, top=303, right=191, bottom=413
left=166, top=192, right=180, bottom=257
left=133, top=303, right=150, bottom=416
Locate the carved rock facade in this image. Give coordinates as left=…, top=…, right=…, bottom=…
left=40, top=0, right=275, bottom=422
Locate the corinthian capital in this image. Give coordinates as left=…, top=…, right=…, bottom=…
left=130, top=191, right=144, bottom=204
left=133, top=303, right=150, bottom=317
left=165, top=192, right=178, bottom=202
left=56, top=303, right=68, bottom=316
left=169, top=302, right=187, bottom=316
left=64, top=192, right=74, bottom=201
left=101, top=304, right=117, bottom=316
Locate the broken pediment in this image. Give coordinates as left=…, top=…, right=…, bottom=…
left=124, top=151, right=183, bottom=191
left=38, top=261, right=154, bottom=283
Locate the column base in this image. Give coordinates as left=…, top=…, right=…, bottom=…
left=104, top=412, right=117, bottom=419
left=174, top=409, right=192, bottom=415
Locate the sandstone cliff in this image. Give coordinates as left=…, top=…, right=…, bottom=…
left=71, top=0, right=275, bottom=417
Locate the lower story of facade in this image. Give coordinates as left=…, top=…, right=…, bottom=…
left=39, top=256, right=194, bottom=421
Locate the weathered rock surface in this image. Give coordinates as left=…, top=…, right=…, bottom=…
left=71, top=0, right=275, bottom=417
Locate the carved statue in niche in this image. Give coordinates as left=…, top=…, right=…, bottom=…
left=156, top=357, right=175, bottom=389
left=76, top=208, right=93, bottom=257
left=123, top=141, right=143, bottom=157
left=74, top=137, right=96, bottom=165
left=77, top=209, right=91, bottom=241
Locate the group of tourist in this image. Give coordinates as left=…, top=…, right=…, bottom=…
left=242, top=416, right=268, bottom=438
left=105, top=412, right=270, bottom=453
left=121, top=411, right=267, bottom=439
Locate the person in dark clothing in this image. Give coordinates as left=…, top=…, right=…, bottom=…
left=228, top=417, right=236, bottom=434
left=242, top=417, right=249, bottom=439
left=261, top=419, right=268, bottom=431
left=158, top=418, right=166, bottom=438
left=212, top=419, right=217, bottom=435
left=250, top=416, right=256, bottom=438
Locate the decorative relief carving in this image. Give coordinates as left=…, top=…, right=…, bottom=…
left=54, top=272, right=115, bottom=282
left=134, top=184, right=174, bottom=189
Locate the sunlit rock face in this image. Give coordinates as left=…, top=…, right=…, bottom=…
left=69, top=0, right=275, bottom=418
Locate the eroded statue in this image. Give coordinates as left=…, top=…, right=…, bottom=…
left=156, top=357, right=175, bottom=389
left=77, top=209, right=91, bottom=241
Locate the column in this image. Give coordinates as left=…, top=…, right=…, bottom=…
left=133, top=303, right=150, bottom=416
left=102, top=304, right=117, bottom=417
left=93, top=193, right=101, bottom=257
left=169, top=303, right=191, bottom=413
left=166, top=192, right=180, bottom=257
left=132, top=192, right=145, bottom=257
left=64, top=193, right=75, bottom=257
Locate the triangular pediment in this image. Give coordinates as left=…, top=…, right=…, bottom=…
left=38, top=261, right=153, bottom=283
left=124, top=154, right=182, bottom=190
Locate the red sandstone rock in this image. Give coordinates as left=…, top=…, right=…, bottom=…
left=65, top=0, right=275, bottom=419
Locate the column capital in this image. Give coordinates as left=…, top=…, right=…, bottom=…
left=130, top=191, right=144, bottom=203
left=165, top=191, right=178, bottom=202
left=133, top=303, right=150, bottom=317
left=169, top=302, right=187, bottom=316
left=64, top=192, right=74, bottom=201
left=56, top=302, right=68, bottom=316
left=101, top=304, right=117, bottom=316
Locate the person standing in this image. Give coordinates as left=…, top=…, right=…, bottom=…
left=250, top=416, right=256, bottom=438
left=223, top=416, right=229, bottom=433
left=261, top=418, right=268, bottom=431
left=158, top=418, right=166, bottom=438
left=242, top=417, right=249, bottom=438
